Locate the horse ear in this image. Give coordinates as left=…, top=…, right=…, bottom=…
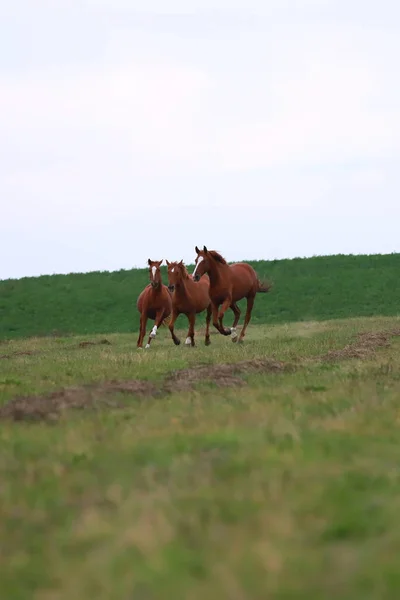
left=195, top=246, right=200, bottom=254
left=203, top=246, right=208, bottom=253
left=147, top=258, right=152, bottom=266
left=179, top=259, right=184, bottom=265
left=166, top=260, right=170, bottom=266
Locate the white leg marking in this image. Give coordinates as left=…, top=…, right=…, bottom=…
left=185, top=336, right=192, bottom=345
left=192, top=256, right=204, bottom=278
left=231, top=327, right=238, bottom=339
left=145, top=343, right=150, bottom=349
left=150, top=325, right=158, bottom=338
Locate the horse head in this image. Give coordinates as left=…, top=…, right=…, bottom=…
left=166, top=259, right=185, bottom=292
left=148, top=259, right=163, bottom=289
left=193, top=246, right=212, bottom=282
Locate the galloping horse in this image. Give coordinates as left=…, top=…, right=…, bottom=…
left=136, top=259, right=172, bottom=349
left=192, top=246, right=271, bottom=343
left=166, top=260, right=212, bottom=347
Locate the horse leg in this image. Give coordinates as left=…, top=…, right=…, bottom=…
left=230, top=302, right=241, bottom=342
left=205, top=304, right=212, bottom=346
left=211, top=302, right=226, bottom=335
left=238, top=296, right=255, bottom=343
left=185, top=313, right=196, bottom=347
left=145, top=309, right=165, bottom=348
left=137, top=313, right=147, bottom=349
left=215, top=298, right=232, bottom=336
left=168, top=309, right=181, bottom=346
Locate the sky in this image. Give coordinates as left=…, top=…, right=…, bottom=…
left=1, top=0, right=399, bottom=280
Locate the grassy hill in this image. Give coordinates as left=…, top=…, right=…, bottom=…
left=1, top=253, right=399, bottom=340
left=2, top=316, right=400, bottom=598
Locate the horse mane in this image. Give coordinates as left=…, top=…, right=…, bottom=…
left=208, top=250, right=227, bottom=265
left=178, top=262, right=190, bottom=279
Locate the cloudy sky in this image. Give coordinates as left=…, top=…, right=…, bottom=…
left=1, top=1, right=399, bottom=280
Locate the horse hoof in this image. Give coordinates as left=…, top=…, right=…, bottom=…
left=185, top=337, right=192, bottom=346
left=174, top=339, right=181, bottom=346
left=145, top=344, right=150, bottom=349
left=137, top=347, right=143, bottom=350
left=231, top=336, right=238, bottom=343
left=205, top=339, right=211, bottom=346
left=150, top=333, right=156, bottom=339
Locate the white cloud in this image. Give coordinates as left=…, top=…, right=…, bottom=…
left=1, top=1, right=400, bottom=278
left=0, top=61, right=209, bottom=148
left=1, top=15, right=399, bottom=182
left=349, top=167, right=386, bottom=189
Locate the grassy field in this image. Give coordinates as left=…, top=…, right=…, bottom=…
left=1, top=252, right=400, bottom=340
left=1, top=316, right=400, bottom=598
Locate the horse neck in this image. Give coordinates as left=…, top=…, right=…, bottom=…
left=174, top=276, right=190, bottom=298
left=207, top=260, right=227, bottom=287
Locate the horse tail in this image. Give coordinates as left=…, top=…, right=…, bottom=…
left=257, top=278, right=272, bottom=293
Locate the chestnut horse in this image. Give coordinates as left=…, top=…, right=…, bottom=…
left=136, top=259, right=172, bottom=349
left=192, top=246, right=271, bottom=343
left=166, top=260, right=212, bottom=347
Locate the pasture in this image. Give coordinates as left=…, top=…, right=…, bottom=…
left=1, top=252, right=400, bottom=340
left=1, top=315, right=400, bottom=598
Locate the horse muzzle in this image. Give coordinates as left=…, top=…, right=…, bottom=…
left=193, top=274, right=200, bottom=282
left=168, top=285, right=175, bottom=293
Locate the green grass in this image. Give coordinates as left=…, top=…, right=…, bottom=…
left=1, top=317, right=400, bottom=598
left=1, top=252, right=400, bottom=339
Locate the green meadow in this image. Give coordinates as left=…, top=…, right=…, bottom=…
left=1, top=252, right=399, bottom=340
left=1, top=253, right=400, bottom=598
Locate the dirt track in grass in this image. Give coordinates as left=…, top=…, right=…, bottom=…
left=1, top=329, right=399, bottom=422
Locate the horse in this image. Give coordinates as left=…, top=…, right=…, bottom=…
left=192, top=246, right=271, bottom=343
left=166, top=260, right=212, bottom=347
left=136, top=259, right=172, bottom=349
